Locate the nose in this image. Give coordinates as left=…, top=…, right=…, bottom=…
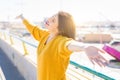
left=47, top=18, right=52, bottom=22
left=44, top=17, right=48, bottom=22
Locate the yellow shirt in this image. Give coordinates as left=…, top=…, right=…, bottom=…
left=23, top=20, right=72, bottom=80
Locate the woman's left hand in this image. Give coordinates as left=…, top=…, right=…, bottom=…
left=85, top=46, right=108, bottom=67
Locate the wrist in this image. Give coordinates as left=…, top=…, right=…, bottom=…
left=83, top=44, right=90, bottom=51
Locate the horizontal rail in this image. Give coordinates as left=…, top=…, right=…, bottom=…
left=70, top=61, right=115, bottom=80
left=10, top=34, right=38, bottom=48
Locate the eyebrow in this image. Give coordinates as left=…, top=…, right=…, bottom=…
left=52, top=15, right=56, bottom=18
left=52, top=15, right=56, bottom=21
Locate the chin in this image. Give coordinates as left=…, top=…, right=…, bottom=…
left=45, top=24, right=48, bottom=28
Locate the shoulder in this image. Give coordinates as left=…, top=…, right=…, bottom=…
left=56, top=35, right=73, bottom=41
left=55, top=35, right=73, bottom=46
left=55, top=35, right=73, bottom=54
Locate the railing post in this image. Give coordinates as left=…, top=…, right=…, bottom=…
left=3, top=33, right=6, bottom=40
left=10, top=36, right=14, bottom=45
left=22, top=42, right=28, bottom=55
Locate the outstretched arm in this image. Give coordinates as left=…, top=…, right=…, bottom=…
left=68, top=40, right=108, bottom=67
left=15, top=14, right=49, bottom=41
left=15, top=14, right=34, bottom=33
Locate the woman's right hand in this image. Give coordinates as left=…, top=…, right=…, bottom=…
left=15, top=14, right=25, bottom=20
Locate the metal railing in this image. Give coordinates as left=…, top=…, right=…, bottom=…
left=0, top=30, right=115, bottom=80
left=68, top=61, right=115, bottom=80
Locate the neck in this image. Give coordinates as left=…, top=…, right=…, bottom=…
left=49, top=29, right=58, bottom=37
left=45, top=33, right=58, bottom=45
left=49, top=33, right=58, bottom=38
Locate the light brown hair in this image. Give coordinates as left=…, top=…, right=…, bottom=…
left=58, top=11, right=76, bottom=39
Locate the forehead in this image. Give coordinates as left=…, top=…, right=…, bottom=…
left=52, top=14, right=58, bottom=18
left=50, top=14, right=58, bottom=21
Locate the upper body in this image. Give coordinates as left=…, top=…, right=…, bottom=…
left=23, top=19, right=73, bottom=80
left=16, top=11, right=108, bottom=80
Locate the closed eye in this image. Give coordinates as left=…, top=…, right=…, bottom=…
left=52, top=19, right=55, bottom=23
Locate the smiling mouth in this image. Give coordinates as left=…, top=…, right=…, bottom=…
left=45, top=20, right=49, bottom=26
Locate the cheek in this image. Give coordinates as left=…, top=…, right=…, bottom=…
left=53, top=23, right=58, bottom=28
left=45, top=25, right=52, bottom=30
left=52, top=25, right=58, bottom=30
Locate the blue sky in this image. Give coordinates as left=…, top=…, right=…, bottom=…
left=0, top=0, right=120, bottom=25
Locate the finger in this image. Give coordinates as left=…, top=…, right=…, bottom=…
left=99, top=55, right=109, bottom=64
left=98, top=61, right=106, bottom=67
left=89, top=56, right=105, bottom=67
left=97, top=48, right=105, bottom=53
left=98, top=55, right=108, bottom=62
left=94, top=55, right=108, bottom=67
left=93, top=59, right=103, bottom=67
left=94, top=55, right=108, bottom=66
left=88, top=57, right=95, bottom=65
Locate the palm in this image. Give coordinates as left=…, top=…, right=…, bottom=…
left=85, top=46, right=108, bottom=67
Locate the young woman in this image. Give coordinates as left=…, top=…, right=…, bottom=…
left=16, top=11, right=108, bottom=80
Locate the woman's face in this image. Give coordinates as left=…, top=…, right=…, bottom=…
left=45, top=14, right=58, bottom=33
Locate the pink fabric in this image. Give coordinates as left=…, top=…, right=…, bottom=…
left=103, top=45, right=120, bottom=61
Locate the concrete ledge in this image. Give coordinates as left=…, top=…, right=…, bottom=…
left=0, top=39, right=36, bottom=80
left=83, top=34, right=113, bottom=43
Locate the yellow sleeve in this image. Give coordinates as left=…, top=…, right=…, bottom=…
left=23, top=19, right=49, bottom=41
left=58, top=37, right=73, bottom=56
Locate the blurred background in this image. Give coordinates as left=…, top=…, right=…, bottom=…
left=0, top=0, right=120, bottom=43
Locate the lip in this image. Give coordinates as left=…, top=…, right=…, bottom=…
left=45, top=20, right=49, bottom=26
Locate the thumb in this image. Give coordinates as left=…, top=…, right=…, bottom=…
left=98, top=48, right=105, bottom=53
